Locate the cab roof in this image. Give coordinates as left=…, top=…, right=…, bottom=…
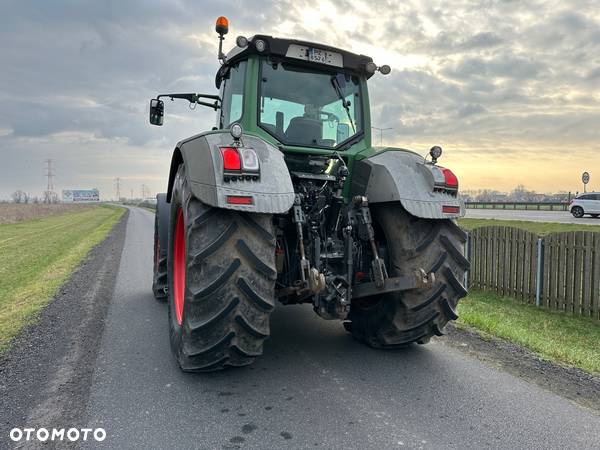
left=224, top=35, right=374, bottom=76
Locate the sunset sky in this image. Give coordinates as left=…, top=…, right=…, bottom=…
left=1, top=0, right=599, bottom=199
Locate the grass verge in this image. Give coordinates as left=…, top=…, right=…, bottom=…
left=459, top=218, right=600, bottom=235
left=457, top=290, right=600, bottom=374
left=0, top=205, right=124, bottom=353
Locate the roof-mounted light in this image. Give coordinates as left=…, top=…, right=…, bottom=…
left=379, top=65, right=391, bottom=75
left=236, top=36, right=248, bottom=48
left=365, top=62, right=377, bottom=74
left=215, top=16, right=229, bottom=36
left=254, top=39, right=266, bottom=52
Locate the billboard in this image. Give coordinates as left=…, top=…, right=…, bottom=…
left=62, top=189, right=100, bottom=203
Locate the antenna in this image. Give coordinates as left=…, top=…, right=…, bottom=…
left=43, top=159, right=56, bottom=204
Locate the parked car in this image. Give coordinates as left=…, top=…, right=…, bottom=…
left=570, top=193, right=600, bottom=218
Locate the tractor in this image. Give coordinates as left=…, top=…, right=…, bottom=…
left=149, top=17, right=469, bottom=372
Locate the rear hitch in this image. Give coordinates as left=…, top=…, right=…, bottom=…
left=351, top=269, right=434, bottom=300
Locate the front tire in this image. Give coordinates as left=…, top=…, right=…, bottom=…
left=348, top=204, right=469, bottom=348
left=168, top=165, right=277, bottom=371
left=571, top=206, right=584, bottom=218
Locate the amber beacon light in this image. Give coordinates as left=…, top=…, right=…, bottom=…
left=215, top=16, right=229, bottom=35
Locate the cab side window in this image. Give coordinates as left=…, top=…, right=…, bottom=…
left=220, top=61, right=246, bottom=128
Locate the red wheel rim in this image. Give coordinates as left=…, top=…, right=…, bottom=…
left=173, top=208, right=186, bottom=325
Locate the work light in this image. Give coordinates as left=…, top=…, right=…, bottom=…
left=230, top=122, right=243, bottom=140
left=254, top=39, right=266, bottom=52
left=429, top=145, right=443, bottom=161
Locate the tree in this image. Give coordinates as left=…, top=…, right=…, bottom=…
left=11, top=190, right=29, bottom=204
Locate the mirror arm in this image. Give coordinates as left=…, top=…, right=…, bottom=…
left=156, top=93, right=221, bottom=110
left=196, top=100, right=220, bottom=111
left=157, top=93, right=195, bottom=102
left=196, top=94, right=221, bottom=101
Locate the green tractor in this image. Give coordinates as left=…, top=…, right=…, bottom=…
left=150, top=17, right=469, bottom=372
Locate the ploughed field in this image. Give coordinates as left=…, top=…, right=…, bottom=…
left=0, top=203, right=94, bottom=224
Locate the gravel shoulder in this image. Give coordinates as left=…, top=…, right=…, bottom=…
left=0, top=210, right=128, bottom=449
left=443, top=324, right=600, bottom=413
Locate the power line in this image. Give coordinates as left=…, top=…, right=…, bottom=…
left=371, top=126, right=393, bottom=147
left=140, top=184, right=150, bottom=200
left=114, top=177, right=121, bottom=201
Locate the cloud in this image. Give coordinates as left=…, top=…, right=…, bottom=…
left=0, top=0, right=599, bottom=197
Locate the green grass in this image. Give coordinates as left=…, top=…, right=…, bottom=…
left=459, top=218, right=600, bottom=235
left=0, top=205, right=124, bottom=352
left=457, top=291, right=600, bottom=374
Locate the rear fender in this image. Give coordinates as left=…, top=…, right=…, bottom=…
left=352, top=148, right=465, bottom=219
left=166, top=131, right=294, bottom=214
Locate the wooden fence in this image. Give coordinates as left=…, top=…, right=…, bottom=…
left=467, top=227, right=600, bottom=319
left=465, top=202, right=569, bottom=211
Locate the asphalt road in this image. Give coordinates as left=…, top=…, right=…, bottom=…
left=79, top=207, right=600, bottom=449
left=465, top=208, right=600, bottom=225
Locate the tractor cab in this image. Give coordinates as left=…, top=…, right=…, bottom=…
left=215, top=33, right=389, bottom=154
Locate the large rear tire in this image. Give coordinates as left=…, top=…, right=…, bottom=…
left=168, top=165, right=277, bottom=371
left=348, top=203, right=469, bottom=347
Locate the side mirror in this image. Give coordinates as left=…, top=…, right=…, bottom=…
left=337, top=123, right=350, bottom=142
left=149, top=99, right=164, bottom=126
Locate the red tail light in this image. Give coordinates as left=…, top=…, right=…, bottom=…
left=220, top=147, right=241, bottom=171
left=440, top=167, right=458, bottom=189
left=227, top=195, right=253, bottom=205
left=429, top=165, right=459, bottom=193
left=442, top=205, right=460, bottom=214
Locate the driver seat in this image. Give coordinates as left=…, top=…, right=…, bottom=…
left=285, top=117, right=322, bottom=145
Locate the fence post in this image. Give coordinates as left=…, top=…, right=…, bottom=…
left=536, top=237, right=544, bottom=307
left=464, top=232, right=471, bottom=289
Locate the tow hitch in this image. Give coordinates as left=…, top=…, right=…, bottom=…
left=351, top=269, right=434, bottom=300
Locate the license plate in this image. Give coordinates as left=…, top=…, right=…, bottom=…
left=308, top=48, right=328, bottom=64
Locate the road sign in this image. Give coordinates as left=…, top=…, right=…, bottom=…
left=582, top=172, right=590, bottom=184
